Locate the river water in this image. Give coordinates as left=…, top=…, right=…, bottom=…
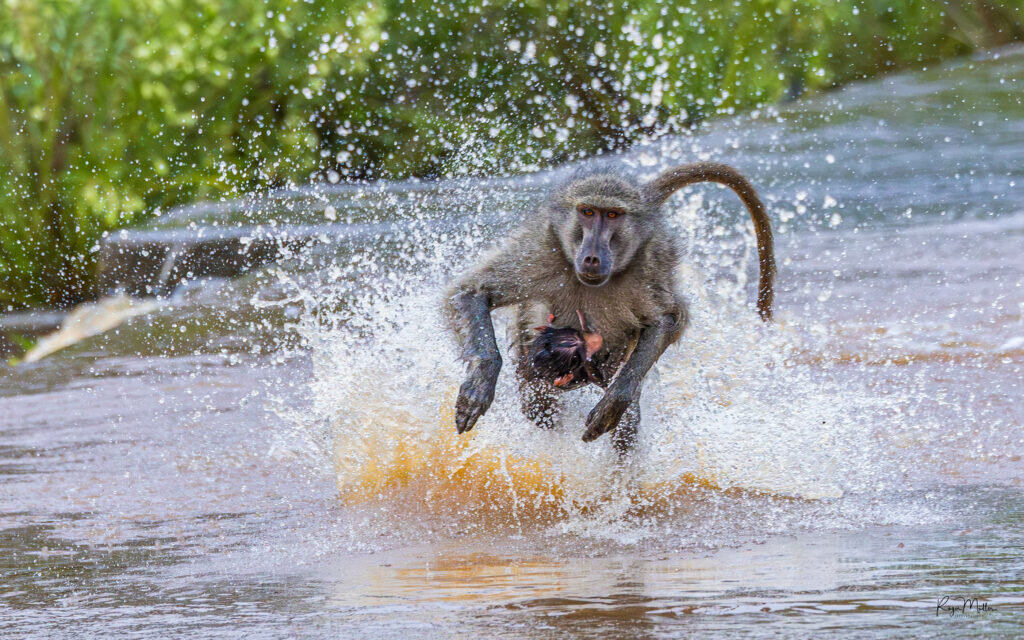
left=2, top=51, right=1022, bottom=638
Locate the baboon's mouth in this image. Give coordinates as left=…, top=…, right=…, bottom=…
left=576, top=272, right=609, bottom=287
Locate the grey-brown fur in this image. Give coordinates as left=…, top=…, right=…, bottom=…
left=445, top=162, right=775, bottom=450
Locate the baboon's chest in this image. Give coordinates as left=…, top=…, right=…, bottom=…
left=518, top=268, right=667, bottom=384
left=544, top=292, right=648, bottom=346
left=542, top=303, right=640, bottom=384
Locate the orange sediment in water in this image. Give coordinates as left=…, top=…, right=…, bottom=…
left=333, top=388, right=722, bottom=527
left=334, top=398, right=568, bottom=525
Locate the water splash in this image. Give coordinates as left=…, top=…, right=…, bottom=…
left=264, top=187, right=921, bottom=550
left=21, top=295, right=159, bottom=363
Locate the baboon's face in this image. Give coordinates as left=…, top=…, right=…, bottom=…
left=554, top=176, right=647, bottom=287
left=567, top=202, right=649, bottom=288
left=571, top=203, right=624, bottom=286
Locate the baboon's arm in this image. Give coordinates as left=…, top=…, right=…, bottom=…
left=582, top=312, right=681, bottom=442
left=446, top=237, right=541, bottom=434
left=448, top=290, right=503, bottom=434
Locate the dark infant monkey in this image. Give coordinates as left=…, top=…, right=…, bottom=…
left=529, top=310, right=605, bottom=390
left=445, top=162, right=775, bottom=453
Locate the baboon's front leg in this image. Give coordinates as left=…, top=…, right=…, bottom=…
left=450, top=291, right=502, bottom=434
left=582, top=314, right=679, bottom=443
left=610, top=400, right=640, bottom=454
left=516, top=347, right=562, bottom=429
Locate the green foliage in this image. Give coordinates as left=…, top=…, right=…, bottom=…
left=1, top=0, right=1022, bottom=309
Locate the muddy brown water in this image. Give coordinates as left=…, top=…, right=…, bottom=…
left=2, top=51, right=1023, bottom=638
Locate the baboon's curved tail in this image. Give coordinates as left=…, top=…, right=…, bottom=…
left=644, top=162, right=775, bottom=321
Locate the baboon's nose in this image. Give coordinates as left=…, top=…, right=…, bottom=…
left=576, top=251, right=609, bottom=285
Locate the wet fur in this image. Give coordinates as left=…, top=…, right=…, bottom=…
left=445, top=162, right=774, bottom=448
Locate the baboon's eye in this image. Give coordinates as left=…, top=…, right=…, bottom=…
left=606, top=209, right=623, bottom=219
left=578, top=206, right=595, bottom=217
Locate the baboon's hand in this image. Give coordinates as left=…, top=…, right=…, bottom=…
left=582, top=387, right=633, bottom=442
left=455, top=357, right=501, bottom=434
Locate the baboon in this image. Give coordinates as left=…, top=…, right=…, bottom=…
left=445, top=162, right=775, bottom=451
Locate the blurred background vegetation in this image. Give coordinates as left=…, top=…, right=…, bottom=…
left=1, top=0, right=1022, bottom=310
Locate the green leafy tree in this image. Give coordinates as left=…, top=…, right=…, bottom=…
left=1, top=0, right=1021, bottom=309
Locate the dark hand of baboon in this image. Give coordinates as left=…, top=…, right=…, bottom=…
left=582, top=313, right=679, bottom=440
left=455, top=356, right=501, bottom=434
left=582, top=387, right=633, bottom=442
left=448, top=290, right=503, bottom=434
left=445, top=161, right=775, bottom=446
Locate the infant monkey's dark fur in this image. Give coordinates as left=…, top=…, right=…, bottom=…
left=446, top=161, right=775, bottom=453
left=530, top=310, right=604, bottom=389
left=530, top=327, right=588, bottom=383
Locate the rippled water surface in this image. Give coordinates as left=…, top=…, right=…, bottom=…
left=2, top=52, right=1023, bottom=637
